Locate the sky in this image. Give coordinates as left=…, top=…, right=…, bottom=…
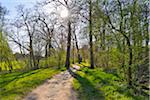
left=0, top=0, right=40, bottom=19
left=0, top=0, right=41, bottom=53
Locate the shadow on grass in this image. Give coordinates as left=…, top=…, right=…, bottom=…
left=82, top=68, right=149, bottom=100
left=1, top=79, right=41, bottom=98
left=68, top=68, right=105, bottom=100
left=0, top=69, right=41, bottom=89
left=0, top=68, right=58, bottom=99
left=1, top=87, right=24, bottom=98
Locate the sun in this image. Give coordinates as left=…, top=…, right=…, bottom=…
left=60, top=7, right=69, bottom=18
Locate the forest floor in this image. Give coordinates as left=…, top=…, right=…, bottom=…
left=24, top=65, right=80, bottom=100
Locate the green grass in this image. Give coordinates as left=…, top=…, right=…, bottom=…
left=75, top=62, right=90, bottom=67
left=0, top=68, right=61, bottom=100
left=73, top=67, right=149, bottom=100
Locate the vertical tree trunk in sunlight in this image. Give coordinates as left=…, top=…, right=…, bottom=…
left=65, top=21, right=71, bottom=69
left=89, top=0, right=94, bottom=69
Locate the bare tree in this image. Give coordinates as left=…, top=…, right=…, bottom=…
left=16, top=5, right=37, bottom=69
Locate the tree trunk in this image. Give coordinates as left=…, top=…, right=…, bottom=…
left=145, top=5, right=149, bottom=57
left=58, top=52, right=61, bottom=69
left=29, top=37, right=36, bottom=69
left=65, top=21, right=71, bottom=69
left=45, top=43, right=48, bottom=58
left=74, top=32, right=80, bottom=64
left=126, top=37, right=132, bottom=87
left=45, top=43, right=48, bottom=68
left=72, top=39, right=75, bottom=64
left=102, top=23, right=106, bottom=50
left=89, top=0, right=94, bottom=69
left=48, top=39, right=52, bottom=56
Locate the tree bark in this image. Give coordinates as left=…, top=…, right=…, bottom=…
left=126, top=38, right=132, bottom=87
left=72, top=39, right=75, bottom=64
left=48, top=39, right=52, bottom=56
left=29, top=37, right=36, bottom=69
left=89, top=0, right=94, bottom=69
left=74, top=32, right=80, bottom=64
left=145, top=5, right=149, bottom=56
left=65, top=21, right=71, bottom=69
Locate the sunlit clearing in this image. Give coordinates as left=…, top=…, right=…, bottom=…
left=60, top=8, right=69, bottom=18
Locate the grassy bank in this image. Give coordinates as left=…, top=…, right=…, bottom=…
left=0, top=68, right=62, bottom=100
left=0, top=60, right=26, bottom=71
left=73, top=67, right=148, bottom=100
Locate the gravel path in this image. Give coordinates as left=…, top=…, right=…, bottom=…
left=24, top=65, right=80, bottom=100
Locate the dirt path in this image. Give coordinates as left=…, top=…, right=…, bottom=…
left=24, top=65, right=80, bottom=100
